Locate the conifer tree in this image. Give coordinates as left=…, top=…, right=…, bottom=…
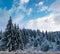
left=2, top=17, right=13, bottom=51
left=13, top=24, right=21, bottom=51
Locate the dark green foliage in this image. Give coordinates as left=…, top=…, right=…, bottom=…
left=2, top=17, right=21, bottom=51
left=41, top=43, right=49, bottom=51
left=34, top=40, right=38, bottom=47
left=12, top=24, right=21, bottom=51
left=2, top=17, right=13, bottom=51
left=57, top=45, right=60, bottom=51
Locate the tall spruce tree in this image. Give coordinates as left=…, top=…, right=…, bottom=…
left=2, top=17, right=23, bottom=51
left=13, top=24, right=21, bottom=51
left=2, top=17, right=14, bottom=51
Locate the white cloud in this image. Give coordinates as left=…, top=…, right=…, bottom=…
left=20, top=0, right=29, bottom=4
left=27, top=8, right=32, bottom=16
left=37, top=5, right=48, bottom=12
left=23, top=0, right=60, bottom=32
left=15, top=0, right=29, bottom=13
left=24, top=13, right=60, bottom=32
left=11, top=0, right=32, bottom=26
left=36, top=1, right=48, bottom=12
left=36, top=1, right=44, bottom=6
left=49, top=0, right=60, bottom=25
left=14, top=0, right=32, bottom=17
left=50, top=0, right=60, bottom=12
left=12, top=0, right=32, bottom=25
left=13, top=14, right=24, bottom=24
left=39, top=1, right=44, bottom=6
left=40, top=6, right=48, bottom=11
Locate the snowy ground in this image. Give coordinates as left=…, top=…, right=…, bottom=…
left=0, top=51, right=60, bottom=54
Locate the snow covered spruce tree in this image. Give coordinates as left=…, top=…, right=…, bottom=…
left=13, top=24, right=22, bottom=51
left=2, top=17, right=21, bottom=51
left=3, top=17, right=14, bottom=51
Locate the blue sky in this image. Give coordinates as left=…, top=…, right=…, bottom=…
left=0, top=0, right=60, bottom=31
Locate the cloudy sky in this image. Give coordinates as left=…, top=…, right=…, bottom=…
left=0, top=0, right=60, bottom=31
